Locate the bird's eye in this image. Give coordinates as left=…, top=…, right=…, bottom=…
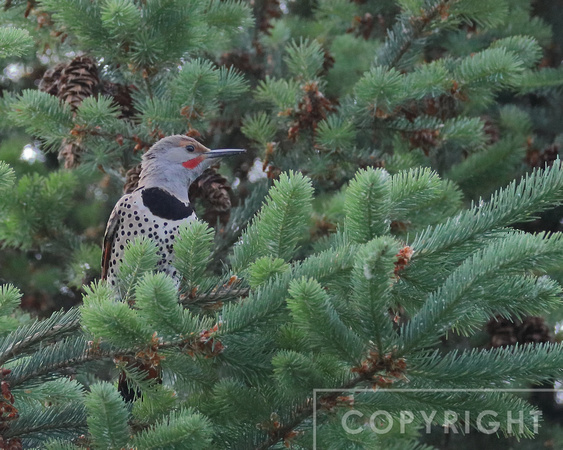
left=186, top=145, right=195, bottom=152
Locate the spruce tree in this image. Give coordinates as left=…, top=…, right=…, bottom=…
left=1, top=0, right=563, bottom=448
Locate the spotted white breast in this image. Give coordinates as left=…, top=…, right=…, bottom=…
left=102, top=187, right=196, bottom=288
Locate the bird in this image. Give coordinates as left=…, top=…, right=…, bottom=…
left=101, top=135, right=244, bottom=401
left=101, top=135, right=245, bottom=288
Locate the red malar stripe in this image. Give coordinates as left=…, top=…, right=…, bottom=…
left=182, top=156, right=204, bottom=169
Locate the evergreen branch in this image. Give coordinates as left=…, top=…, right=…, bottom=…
left=489, top=36, right=543, bottom=69
left=221, top=245, right=357, bottom=336
left=0, top=161, right=15, bottom=192
left=0, top=308, right=81, bottom=366
left=284, top=38, right=325, bottom=81
left=212, top=179, right=269, bottom=256
left=241, top=113, right=278, bottom=147
left=515, top=67, right=563, bottom=94
left=389, top=168, right=463, bottom=225
left=272, top=351, right=349, bottom=403
left=249, top=257, right=290, bottom=289
left=174, top=220, right=214, bottom=293
left=7, top=335, right=99, bottom=387
left=402, top=232, right=563, bottom=350
left=287, top=278, right=365, bottom=365
left=0, top=27, right=33, bottom=58
left=412, top=160, right=563, bottom=257
left=350, top=237, right=399, bottom=350
left=447, top=137, right=526, bottom=194
left=255, top=77, right=300, bottom=112
left=231, top=171, right=313, bottom=271
left=344, top=168, right=391, bottom=243
left=355, top=387, right=538, bottom=437
left=136, top=272, right=213, bottom=338
left=117, top=237, right=160, bottom=303
left=0, top=284, right=22, bottom=317
left=7, top=90, right=74, bottom=147
left=85, top=382, right=130, bottom=450
left=254, top=371, right=376, bottom=450
left=129, top=407, right=213, bottom=449
left=7, top=329, right=224, bottom=388
left=45, top=438, right=80, bottom=450
left=5, top=403, right=87, bottom=444
left=180, top=286, right=250, bottom=307
left=377, top=0, right=445, bottom=68
left=12, top=378, right=84, bottom=406
left=410, top=343, right=563, bottom=387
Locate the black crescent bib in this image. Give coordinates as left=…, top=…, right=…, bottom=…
left=141, top=187, right=194, bottom=220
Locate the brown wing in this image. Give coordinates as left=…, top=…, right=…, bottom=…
left=101, top=206, right=120, bottom=280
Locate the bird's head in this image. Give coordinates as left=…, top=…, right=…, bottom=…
left=143, top=135, right=245, bottom=175
left=140, top=135, right=245, bottom=194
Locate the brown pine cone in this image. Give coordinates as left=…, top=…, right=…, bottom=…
left=39, top=56, right=100, bottom=168
left=38, top=62, right=66, bottom=96
left=517, top=316, right=553, bottom=344
left=56, top=56, right=100, bottom=111
left=101, top=80, right=136, bottom=119
left=123, top=163, right=142, bottom=194
left=189, top=168, right=233, bottom=227
left=58, top=141, right=83, bottom=169
left=486, top=316, right=518, bottom=348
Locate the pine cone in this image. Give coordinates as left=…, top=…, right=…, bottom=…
left=526, top=143, right=560, bottom=169
left=482, top=116, right=500, bottom=144
left=320, top=48, right=335, bottom=77
left=101, top=80, right=136, bottom=119
left=58, top=141, right=84, bottom=169
left=517, top=316, right=553, bottom=344
left=38, top=62, right=65, bottom=96
left=347, top=13, right=375, bottom=40
left=189, top=168, right=233, bottom=227
left=123, top=163, right=142, bottom=194
left=288, top=81, right=336, bottom=141
left=486, top=316, right=518, bottom=348
left=219, top=50, right=263, bottom=80
left=56, top=56, right=100, bottom=111
left=255, top=0, right=282, bottom=35
left=39, top=56, right=100, bottom=167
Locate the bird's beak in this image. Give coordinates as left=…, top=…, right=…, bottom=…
left=205, top=149, right=246, bottom=159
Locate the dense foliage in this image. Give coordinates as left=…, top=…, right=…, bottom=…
left=1, top=0, right=563, bottom=448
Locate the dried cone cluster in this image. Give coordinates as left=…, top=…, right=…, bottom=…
left=40, top=56, right=134, bottom=168
left=0, top=369, right=20, bottom=450
left=40, top=56, right=100, bottom=110
left=40, top=56, right=100, bottom=168
left=400, top=94, right=458, bottom=155
left=188, top=168, right=233, bottom=227
left=123, top=163, right=142, bottom=195
left=347, top=13, right=376, bottom=40
left=351, top=350, right=407, bottom=389
left=526, top=143, right=560, bottom=169
left=288, top=81, right=336, bottom=141
left=187, top=323, right=225, bottom=358
left=486, top=315, right=553, bottom=348
left=255, top=0, right=282, bottom=35
left=394, top=246, right=414, bottom=277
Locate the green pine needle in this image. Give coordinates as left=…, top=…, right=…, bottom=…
left=0, top=27, right=33, bottom=58
left=232, top=171, right=313, bottom=271
left=174, top=220, right=214, bottom=292
left=345, top=168, right=391, bottom=243
left=130, top=408, right=213, bottom=450
left=85, top=382, right=130, bottom=450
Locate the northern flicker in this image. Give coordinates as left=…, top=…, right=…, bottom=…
left=101, top=135, right=245, bottom=287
